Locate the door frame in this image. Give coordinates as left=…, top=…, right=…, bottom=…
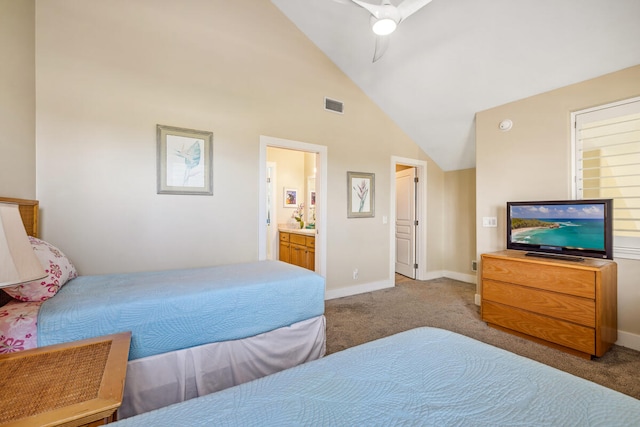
left=389, top=156, right=427, bottom=281
left=258, top=135, right=327, bottom=279
left=265, top=161, right=277, bottom=260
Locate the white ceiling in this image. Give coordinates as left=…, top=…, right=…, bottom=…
left=271, top=0, right=640, bottom=171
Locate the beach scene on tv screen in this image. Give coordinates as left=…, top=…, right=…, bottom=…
left=510, top=204, right=605, bottom=250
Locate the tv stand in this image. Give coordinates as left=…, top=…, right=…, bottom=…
left=481, top=250, right=617, bottom=359
left=525, top=251, right=584, bottom=262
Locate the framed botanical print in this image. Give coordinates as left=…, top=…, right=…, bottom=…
left=347, top=171, right=375, bottom=218
left=157, top=124, right=213, bottom=195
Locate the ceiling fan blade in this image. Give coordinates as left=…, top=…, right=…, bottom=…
left=349, top=0, right=385, bottom=17
left=372, top=34, right=390, bottom=62
left=397, top=0, right=433, bottom=21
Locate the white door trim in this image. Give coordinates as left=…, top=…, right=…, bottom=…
left=389, top=156, right=428, bottom=282
left=258, top=135, right=327, bottom=279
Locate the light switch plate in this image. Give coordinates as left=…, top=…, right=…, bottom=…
left=482, top=217, right=498, bottom=227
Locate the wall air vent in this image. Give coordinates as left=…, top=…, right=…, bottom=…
left=324, top=97, right=344, bottom=114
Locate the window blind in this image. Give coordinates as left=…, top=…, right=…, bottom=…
left=575, top=98, right=640, bottom=258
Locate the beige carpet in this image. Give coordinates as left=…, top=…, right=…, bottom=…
left=325, top=275, right=640, bottom=400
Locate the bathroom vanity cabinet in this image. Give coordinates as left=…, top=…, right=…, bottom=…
left=279, top=230, right=315, bottom=271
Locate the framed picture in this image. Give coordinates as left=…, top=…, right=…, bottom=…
left=309, top=191, right=316, bottom=206
left=347, top=171, right=375, bottom=218
left=284, top=188, right=298, bottom=207
left=157, top=124, right=213, bottom=195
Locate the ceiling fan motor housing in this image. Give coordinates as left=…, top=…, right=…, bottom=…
left=370, top=4, right=401, bottom=35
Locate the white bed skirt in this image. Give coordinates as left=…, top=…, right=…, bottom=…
left=118, top=315, right=326, bottom=419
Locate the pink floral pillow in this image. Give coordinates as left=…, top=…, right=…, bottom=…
left=0, top=300, right=41, bottom=353
left=3, top=237, right=77, bottom=302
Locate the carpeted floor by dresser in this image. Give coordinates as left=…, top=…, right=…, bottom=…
left=325, top=274, right=640, bottom=400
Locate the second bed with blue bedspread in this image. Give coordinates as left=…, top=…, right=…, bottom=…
left=38, top=260, right=325, bottom=360
left=113, top=327, right=640, bottom=426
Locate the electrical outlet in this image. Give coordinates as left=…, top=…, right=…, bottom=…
left=471, top=260, right=477, bottom=272
left=353, top=268, right=358, bottom=280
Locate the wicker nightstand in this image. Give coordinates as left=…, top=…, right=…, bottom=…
left=0, top=332, right=131, bottom=427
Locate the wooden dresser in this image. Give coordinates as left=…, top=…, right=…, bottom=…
left=279, top=230, right=315, bottom=271
left=481, top=250, right=617, bottom=359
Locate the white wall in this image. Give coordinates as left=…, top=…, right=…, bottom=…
left=0, top=0, right=35, bottom=199
left=476, top=65, right=640, bottom=349
left=33, top=0, right=442, bottom=294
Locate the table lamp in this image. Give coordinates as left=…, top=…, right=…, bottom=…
left=0, top=202, right=46, bottom=288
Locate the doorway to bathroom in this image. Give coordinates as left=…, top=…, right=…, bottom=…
left=258, top=136, right=327, bottom=279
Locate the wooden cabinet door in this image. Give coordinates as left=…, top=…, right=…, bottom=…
left=279, top=241, right=290, bottom=263
left=279, top=232, right=290, bottom=263
left=290, top=244, right=307, bottom=268
left=306, top=247, right=315, bottom=271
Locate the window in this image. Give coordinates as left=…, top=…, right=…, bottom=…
left=573, top=97, right=640, bottom=259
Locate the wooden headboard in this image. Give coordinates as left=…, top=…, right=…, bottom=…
left=0, top=197, right=39, bottom=238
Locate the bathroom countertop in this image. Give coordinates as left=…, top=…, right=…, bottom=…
left=278, top=227, right=316, bottom=236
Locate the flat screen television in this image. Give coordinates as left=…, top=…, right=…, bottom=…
left=506, top=199, right=613, bottom=260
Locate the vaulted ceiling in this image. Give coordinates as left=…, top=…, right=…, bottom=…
left=271, top=0, right=640, bottom=171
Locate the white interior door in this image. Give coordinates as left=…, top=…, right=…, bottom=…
left=395, top=167, right=416, bottom=278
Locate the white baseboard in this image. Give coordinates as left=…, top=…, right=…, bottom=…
left=616, top=329, right=640, bottom=352
left=442, top=270, right=477, bottom=284
left=325, top=279, right=393, bottom=300
left=420, top=270, right=444, bottom=281
left=326, top=272, right=477, bottom=300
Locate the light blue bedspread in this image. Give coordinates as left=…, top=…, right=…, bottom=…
left=38, top=261, right=324, bottom=360
left=113, top=327, right=640, bottom=426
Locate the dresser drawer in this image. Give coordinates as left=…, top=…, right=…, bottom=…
left=483, top=279, right=595, bottom=327
left=279, top=232, right=290, bottom=242
left=482, top=257, right=595, bottom=298
left=482, top=301, right=595, bottom=355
